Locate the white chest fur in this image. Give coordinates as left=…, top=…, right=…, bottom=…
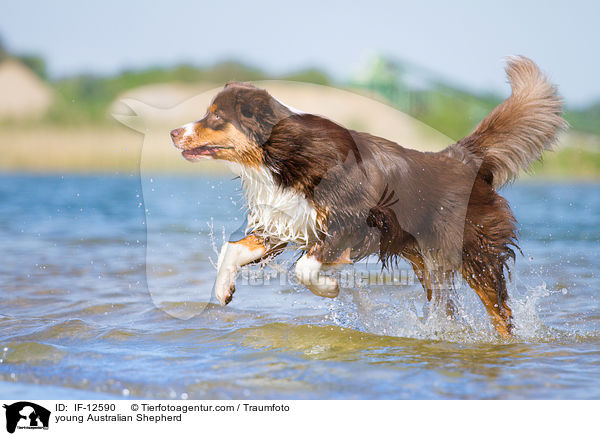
left=226, top=163, right=320, bottom=247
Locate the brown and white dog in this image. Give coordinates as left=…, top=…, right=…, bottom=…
left=170, top=57, right=565, bottom=337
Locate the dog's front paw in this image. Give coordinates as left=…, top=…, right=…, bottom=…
left=216, top=282, right=236, bottom=306
left=214, top=267, right=236, bottom=306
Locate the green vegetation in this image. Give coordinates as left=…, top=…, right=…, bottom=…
left=409, top=86, right=499, bottom=141
left=531, top=144, right=600, bottom=179
left=350, top=56, right=599, bottom=179
left=565, top=103, right=600, bottom=136
left=1, top=36, right=332, bottom=126
left=415, top=86, right=600, bottom=141
left=0, top=40, right=598, bottom=177
left=3, top=39, right=597, bottom=140
left=46, top=61, right=332, bottom=125
left=354, top=56, right=600, bottom=141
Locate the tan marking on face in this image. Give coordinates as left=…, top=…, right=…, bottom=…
left=175, top=121, right=263, bottom=167
left=209, top=104, right=217, bottom=113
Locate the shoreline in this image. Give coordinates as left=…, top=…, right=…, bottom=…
left=0, top=125, right=598, bottom=179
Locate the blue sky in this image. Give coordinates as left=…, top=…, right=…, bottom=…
left=1, top=0, right=598, bottom=106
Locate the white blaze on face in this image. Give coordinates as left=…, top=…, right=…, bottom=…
left=182, top=121, right=196, bottom=138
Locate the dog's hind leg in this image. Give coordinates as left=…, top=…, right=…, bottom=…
left=215, top=234, right=286, bottom=305
left=469, top=283, right=512, bottom=338
left=462, top=267, right=512, bottom=338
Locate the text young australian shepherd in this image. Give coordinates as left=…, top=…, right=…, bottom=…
left=170, top=57, right=566, bottom=337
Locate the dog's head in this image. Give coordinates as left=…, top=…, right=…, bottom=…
left=170, top=82, right=292, bottom=167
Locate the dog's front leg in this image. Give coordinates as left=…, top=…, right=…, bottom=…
left=214, top=234, right=284, bottom=305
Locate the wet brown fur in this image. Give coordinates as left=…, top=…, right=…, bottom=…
left=171, top=57, right=566, bottom=338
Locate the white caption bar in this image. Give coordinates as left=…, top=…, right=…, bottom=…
left=0, top=400, right=596, bottom=435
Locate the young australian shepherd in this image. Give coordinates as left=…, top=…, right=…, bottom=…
left=170, top=57, right=565, bottom=337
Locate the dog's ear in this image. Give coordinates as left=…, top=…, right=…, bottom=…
left=234, top=89, right=279, bottom=146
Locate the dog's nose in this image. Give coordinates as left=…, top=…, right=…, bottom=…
left=170, top=128, right=184, bottom=140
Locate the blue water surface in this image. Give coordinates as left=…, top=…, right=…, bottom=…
left=0, top=173, right=598, bottom=399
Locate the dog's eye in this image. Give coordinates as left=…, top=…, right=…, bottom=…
left=215, top=113, right=220, bottom=120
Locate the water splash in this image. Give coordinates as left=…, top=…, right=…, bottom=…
left=320, top=278, right=568, bottom=343
left=510, top=282, right=553, bottom=340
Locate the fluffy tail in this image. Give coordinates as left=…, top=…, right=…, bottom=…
left=448, top=56, right=567, bottom=188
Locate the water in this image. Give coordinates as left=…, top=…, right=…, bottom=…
left=0, top=173, right=599, bottom=399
